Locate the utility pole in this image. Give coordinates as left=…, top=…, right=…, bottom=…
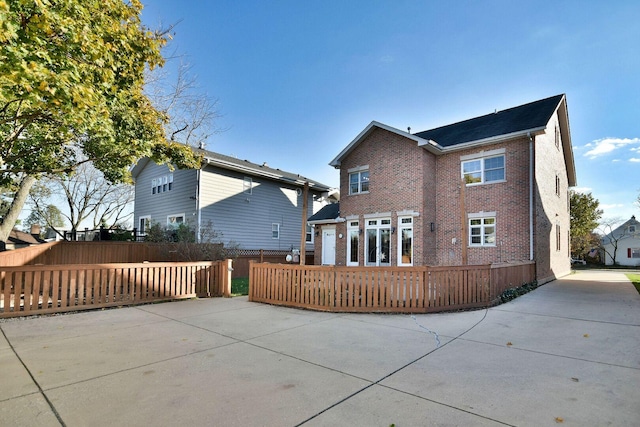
left=299, top=181, right=309, bottom=265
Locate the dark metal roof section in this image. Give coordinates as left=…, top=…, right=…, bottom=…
left=307, top=203, right=340, bottom=223
left=414, top=94, right=565, bottom=147
left=195, top=149, right=332, bottom=191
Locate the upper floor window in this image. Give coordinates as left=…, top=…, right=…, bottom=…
left=152, top=174, right=173, bottom=194
left=629, top=225, right=636, bottom=234
left=555, top=174, right=561, bottom=196
left=305, top=224, right=313, bottom=243
left=244, top=177, right=252, bottom=194
left=462, top=155, right=504, bottom=185
left=555, top=125, right=560, bottom=149
left=272, top=223, right=280, bottom=239
left=349, top=169, right=369, bottom=194
left=469, top=216, right=496, bottom=246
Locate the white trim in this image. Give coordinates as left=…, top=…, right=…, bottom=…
left=364, top=212, right=392, bottom=219
left=459, top=148, right=506, bottom=161
left=468, top=211, right=497, bottom=219
left=347, top=165, right=370, bottom=173
left=138, top=215, right=151, bottom=235
left=346, top=221, right=359, bottom=266
left=167, top=213, right=185, bottom=228
left=271, top=223, right=280, bottom=239
left=396, top=209, right=420, bottom=217
left=397, top=216, right=414, bottom=266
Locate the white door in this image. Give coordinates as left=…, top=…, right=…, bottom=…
left=322, top=228, right=336, bottom=265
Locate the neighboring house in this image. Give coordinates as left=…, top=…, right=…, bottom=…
left=601, top=215, right=640, bottom=266
left=310, top=94, right=576, bottom=284
left=2, top=227, right=45, bottom=251
left=132, top=149, right=337, bottom=252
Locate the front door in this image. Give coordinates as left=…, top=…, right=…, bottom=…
left=322, top=228, right=336, bottom=265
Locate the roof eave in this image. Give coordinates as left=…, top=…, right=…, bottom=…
left=204, top=156, right=331, bottom=191
left=421, top=127, right=548, bottom=154
left=330, top=121, right=430, bottom=167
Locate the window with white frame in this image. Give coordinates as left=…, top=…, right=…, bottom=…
left=469, top=216, right=496, bottom=246
left=630, top=248, right=640, bottom=258
left=347, top=221, right=359, bottom=266
left=152, top=174, right=173, bottom=194
left=629, top=225, right=636, bottom=234
left=556, top=224, right=561, bottom=251
left=398, top=217, right=413, bottom=266
left=349, top=169, right=369, bottom=194
left=138, top=216, right=151, bottom=235
left=243, top=177, right=252, bottom=194
left=555, top=174, right=561, bottom=197
left=461, top=155, right=505, bottom=185
left=272, top=223, right=280, bottom=239
left=306, top=224, right=313, bottom=243
left=167, top=214, right=185, bottom=228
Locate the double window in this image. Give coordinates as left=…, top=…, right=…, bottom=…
left=349, top=167, right=369, bottom=194
left=469, top=216, right=496, bottom=246
left=167, top=214, right=185, bottom=228
left=461, top=154, right=505, bottom=185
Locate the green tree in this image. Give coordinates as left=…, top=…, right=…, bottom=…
left=24, top=203, right=65, bottom=238
left=570, top=191, right=603, bottom=258
left=0, top=0, right=199, bottom=242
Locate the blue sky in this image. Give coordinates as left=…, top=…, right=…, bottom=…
left=141, top=0, right=639, bottom=223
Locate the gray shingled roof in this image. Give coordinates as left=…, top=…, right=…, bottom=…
left=414, top=94, right=564, bottom=147
left=196, top=149, right=333, bottom=191
left=307, top=203, right=340, bottom=223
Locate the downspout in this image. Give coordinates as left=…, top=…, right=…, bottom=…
left=196, top=168, right=202, bottom=243
left=528, top=132, right=534, bottom=261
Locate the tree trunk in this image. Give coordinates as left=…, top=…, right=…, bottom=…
left=0, top=175, right=37, bottom=243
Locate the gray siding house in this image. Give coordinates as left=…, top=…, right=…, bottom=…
left=132, top=150, right=336, bottom=251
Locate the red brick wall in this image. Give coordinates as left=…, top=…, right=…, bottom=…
left=336, top=128, right=436, bottom=266
left=320, top=118, right=571, bottom=282
left=434, top=139, right=531, bottom=266
left=533, top=113, right=571, bottom=282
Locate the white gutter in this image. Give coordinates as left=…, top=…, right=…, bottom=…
left=528, top=132, right=534, bottom=261
left=196, top=167, right=202, bottom=243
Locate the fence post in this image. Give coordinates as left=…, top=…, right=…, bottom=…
left=248, top=260, right=255, bottom=301
left=222, top=259, right=232, bottom=297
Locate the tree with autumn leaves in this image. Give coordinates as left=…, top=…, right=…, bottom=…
left=0, top=0, right=199, bottom=242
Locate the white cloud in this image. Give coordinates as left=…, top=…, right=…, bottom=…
left=583, top=137, right=640, bottom=158
left=630, top=158, right=640, bottom=162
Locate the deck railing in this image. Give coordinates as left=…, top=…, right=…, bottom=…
left=0, top=260, right=232, bottom=318
left=249, top=261, right=535, bottom=313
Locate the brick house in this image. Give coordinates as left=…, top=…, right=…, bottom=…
left=309, top=94, right=576, bottom=284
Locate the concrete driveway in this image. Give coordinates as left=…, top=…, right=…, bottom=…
left=1, top=270, right=639, bottom=426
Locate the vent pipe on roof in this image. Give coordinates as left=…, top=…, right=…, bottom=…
left=407, top=127, right=411, bottom=134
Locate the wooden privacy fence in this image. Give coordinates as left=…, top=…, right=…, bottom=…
left=249, top=261, right=535, bottom=313
left=0, top=260, right=232, bottom=319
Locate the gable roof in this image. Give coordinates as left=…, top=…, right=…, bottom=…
left=132, top=147, right=333, bottom=192
left=413, top=94, right=564, bottom=147
left=602, top=215, right=640, bottom=242
left=329, top=94, right=575, bottom=186
left=8, top=229, right=44, bottom=245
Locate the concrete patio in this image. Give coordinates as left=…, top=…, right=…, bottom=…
left=1, top=270, right=639, bottom=426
